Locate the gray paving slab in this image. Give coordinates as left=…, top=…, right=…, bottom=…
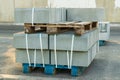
left=14, top=32, right=48, bottom=49
left=16, top=49, right=49, bottom=64
left=49, top=29, right=99, bottom=51
left=14, top=29, right=99, bottom=51
left=15, top=8, right=66, bottom=23
left=67, top=8, right=105, bottom=21
left=50, top=41, right=98, bottom=67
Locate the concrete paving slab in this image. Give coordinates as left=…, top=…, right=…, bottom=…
left=14, top=32, right=48, bottom=49
left=67, top=8, right=105, bottom=21
left=15, top=8, right=66, bottom=23
left=49, top=29, right=99, bottom=51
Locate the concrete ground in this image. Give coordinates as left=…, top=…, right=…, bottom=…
left=0, top=25, right=120, bottom=80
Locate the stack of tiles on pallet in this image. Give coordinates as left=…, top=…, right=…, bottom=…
left=99, top=22, right=110, bottom=46
left=14, top=28, right=99, bottom=76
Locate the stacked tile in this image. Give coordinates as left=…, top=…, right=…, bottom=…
left=15, top=8, right=66, bottom=23
left=67, top=8, right=105, bottom=21
left=49, top=29, right=99, bottom=67
left=14, top=28, right=99, bottom=67
left=15, top=8, right=105, bottom=23
left=14, top=32, right=49, bottom=64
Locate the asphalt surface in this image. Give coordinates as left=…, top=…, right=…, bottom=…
left=0, top=25, right=120, bottom=80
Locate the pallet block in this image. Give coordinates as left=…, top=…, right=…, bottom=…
left=99, top=40, right=105, bottom=46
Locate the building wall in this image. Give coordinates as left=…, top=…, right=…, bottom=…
left=96, top=0, right=120, bottom=22
left=0, top=0, right=49, bottom=22
left=15, top=0, right=48, bottom=8
left=1, top=0, right=120, bottom=22
left=15, top=0, right=33, bottom=8
left=0, top=0, right=14, bottom=22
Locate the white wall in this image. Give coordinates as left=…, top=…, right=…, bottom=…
left=53, top=0, right=96, bottom=8
left=0, top=0, right=14, bottom=22
left=115, top=0, right=120, bottom=8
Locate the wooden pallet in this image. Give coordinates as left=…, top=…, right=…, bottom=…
left=22, top=63, right=87, bottom=76
left=24, top=21, right=98, bottom=35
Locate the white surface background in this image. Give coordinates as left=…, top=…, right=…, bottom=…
left=51, top=0, right=96, bottom=8
left=115, top=0, right=120, bottom=8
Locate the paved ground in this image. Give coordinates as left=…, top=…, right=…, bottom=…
left=0, top=25, right=120, bottom=80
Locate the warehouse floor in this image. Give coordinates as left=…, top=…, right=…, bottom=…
left=0, top=25, right=120, bottom=80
